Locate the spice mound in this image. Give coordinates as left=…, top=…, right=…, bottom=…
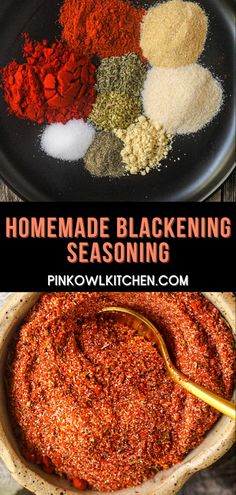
left=140, top=0, right=208, bottom=67
left=115, top=116, right=172, bottom=175
left=41, top=119, right=96, bottom=161
left=60, top=0, right=144, bottom=58
left=1, top=36, right=96, bottom=124
left=89, top=92, right=142, bottom=130
left=6, top=293, right=234, bottom=492
left=96, top=53, right=146, bottom=96
left=142, top=65, right=223, bottom=135
left=84, top=131, right=125, bottom=177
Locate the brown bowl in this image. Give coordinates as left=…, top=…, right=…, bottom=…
left=0, top=292, right=235, bottom=495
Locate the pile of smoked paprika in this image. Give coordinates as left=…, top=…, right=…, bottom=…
left=1, top=36, right=96, bottom=124
left=59, top=0, right=145, bottom=58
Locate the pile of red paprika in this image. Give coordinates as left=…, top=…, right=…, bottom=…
left=1, top=0, right=145, bottom=125
left=2, top=36, right=96, bottom=124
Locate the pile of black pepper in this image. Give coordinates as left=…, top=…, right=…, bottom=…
left=84, top=131, right=125, bottom=177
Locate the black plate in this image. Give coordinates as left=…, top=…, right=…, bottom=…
left=0, top=0, right=235, bottom=201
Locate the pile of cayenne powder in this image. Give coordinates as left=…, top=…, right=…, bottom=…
left=6, top=293, right=234, bottom=492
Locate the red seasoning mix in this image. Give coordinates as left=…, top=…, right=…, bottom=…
left=6, top=292, right=235, bottom=492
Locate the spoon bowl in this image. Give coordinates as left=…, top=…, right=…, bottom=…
left=100, top=306, right=236, bottom=421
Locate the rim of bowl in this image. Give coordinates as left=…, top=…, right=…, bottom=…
left=0, top=292, right=235, bottom=495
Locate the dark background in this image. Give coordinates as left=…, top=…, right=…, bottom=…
left=1, top=168, right=235, bottom=203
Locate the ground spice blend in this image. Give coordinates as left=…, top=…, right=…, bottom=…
left=6, top=293, right=235, bottom=492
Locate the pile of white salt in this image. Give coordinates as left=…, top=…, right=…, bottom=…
left=41, top=119, right=96, bottom=161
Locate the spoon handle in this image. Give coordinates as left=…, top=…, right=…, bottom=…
left=99, top=307, right=235, bottom=420
left=172, top=371, right=236, bottom=420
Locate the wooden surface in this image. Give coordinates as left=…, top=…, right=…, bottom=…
left=0, top=169, right=235, bottom=202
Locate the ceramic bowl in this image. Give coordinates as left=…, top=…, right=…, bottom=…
left=0, top=292, right=235, bottom=495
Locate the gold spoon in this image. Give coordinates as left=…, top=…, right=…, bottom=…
left=99, top=306, right=236, bottom=421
